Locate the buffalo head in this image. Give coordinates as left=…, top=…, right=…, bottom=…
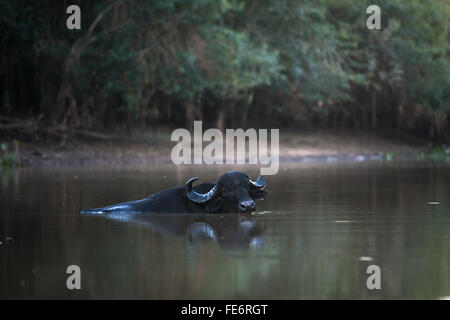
left=185, top=171, right=268, bottom=213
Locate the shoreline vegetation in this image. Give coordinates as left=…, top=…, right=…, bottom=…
left=2, top=1, right=449, bottom=150
left=1, top=128, right=448, bottom=169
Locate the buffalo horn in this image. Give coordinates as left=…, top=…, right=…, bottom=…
left=185, top=177, right=218, bottom=204
left=249, top=175, right=266, bottom=189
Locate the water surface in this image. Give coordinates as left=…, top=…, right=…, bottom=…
left=0, top=162, right=449, bottom=299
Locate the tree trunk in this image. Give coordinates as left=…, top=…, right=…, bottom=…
left=371, top=91, right=377, bottom=130
left=3, top=83, right=11, bottom=115
left=185, top=102, right=195, bottom=131
left=216, top=108, right=225, bottom=132
left=240, top=105, right=249, bottom=128
left=54, top=76, right=72, bottom=125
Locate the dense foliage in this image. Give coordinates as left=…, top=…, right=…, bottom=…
left=1, top=0, right=449, bottom=140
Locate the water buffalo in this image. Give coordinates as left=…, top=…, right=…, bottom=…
left=81, top=171, right=268, bottom=214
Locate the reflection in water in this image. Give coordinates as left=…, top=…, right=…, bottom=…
left=101, top=213, right=265, bottom=252
left=0, top=162, right=449, bottom=299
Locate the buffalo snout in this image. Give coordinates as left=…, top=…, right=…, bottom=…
left=239, top=200, right=256, bottom=213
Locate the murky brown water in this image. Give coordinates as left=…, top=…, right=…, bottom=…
left=0, top=162, right=449, bottom=299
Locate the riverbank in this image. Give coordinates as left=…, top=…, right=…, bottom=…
left=0, top=130, right=445, bottom=168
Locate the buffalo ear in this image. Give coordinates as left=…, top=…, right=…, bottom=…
left=206, top=197, right=223, bottom=213
left=250, top=190, right=268, bottom=201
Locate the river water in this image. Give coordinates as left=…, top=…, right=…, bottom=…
left=0, top=161, right=449, bottom=299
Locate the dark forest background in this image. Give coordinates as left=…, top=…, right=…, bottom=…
left=1, top=0, right=449, bottom=142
